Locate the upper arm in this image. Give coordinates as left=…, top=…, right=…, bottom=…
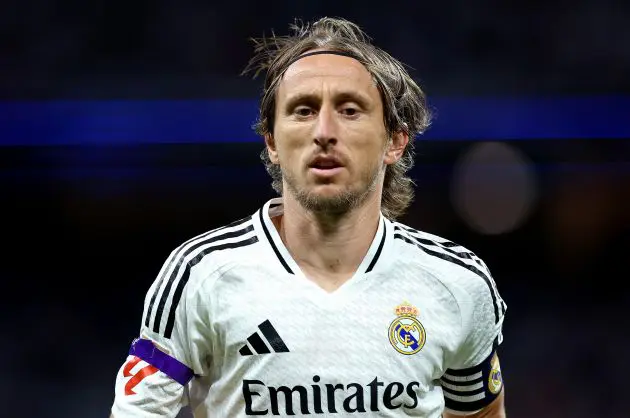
left=110, top=247, right=215, bottom=417
left=441, top=264, right=507, bottom=416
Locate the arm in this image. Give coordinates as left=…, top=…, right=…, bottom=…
left=110, top=247, right=214, bottom=417
left=441, top=263, right=508, bottom=417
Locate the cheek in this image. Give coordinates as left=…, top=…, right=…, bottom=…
left=357, top=136, right=388, bottom=164
left=274, top=132, right=309, bottom=166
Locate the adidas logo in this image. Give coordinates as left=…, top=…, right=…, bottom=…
left=239, top=320, right=290, bottom=356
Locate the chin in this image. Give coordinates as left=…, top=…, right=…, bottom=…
left=310, top=182, right=344, bottom=193
left=294, top=184, right=369, bottom=214
left=309, top=183, right=353, bottom=199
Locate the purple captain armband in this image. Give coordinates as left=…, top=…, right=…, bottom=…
left=129, top=338, right=195, bottom=386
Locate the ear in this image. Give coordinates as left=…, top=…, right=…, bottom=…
left=265, top=133, right=280, bottom=164
left=384, top=130, right=409, bottom=165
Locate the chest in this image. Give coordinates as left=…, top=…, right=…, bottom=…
left=208, top=266, right=461, bottom=385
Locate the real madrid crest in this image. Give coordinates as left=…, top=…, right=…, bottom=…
left=488, top=352, right=503, bottom=394
left=388, top=301, right=426, bottom=355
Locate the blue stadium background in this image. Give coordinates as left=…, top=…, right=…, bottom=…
left=2, top=1, right=629, bottom=416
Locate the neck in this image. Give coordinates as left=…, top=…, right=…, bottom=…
left=276, top=190, right=382, bottom=290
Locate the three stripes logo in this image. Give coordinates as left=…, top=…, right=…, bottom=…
left=239, top=320, right=290, bottom=356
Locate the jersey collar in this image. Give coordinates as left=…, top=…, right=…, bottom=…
left=256, top=198, right=393, bottom=278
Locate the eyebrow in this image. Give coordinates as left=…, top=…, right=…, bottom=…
left=282, top=90, right=373, bottom=111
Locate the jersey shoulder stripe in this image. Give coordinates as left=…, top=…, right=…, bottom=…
left=392, top=224, right=504, bottom=324
left=144, top=216, right=257, bottom=338
left=394, top=224, right=484, bottom=268
left=161, top=234, right=258, bottom=338
left=143, top=216, right=252, bottom=329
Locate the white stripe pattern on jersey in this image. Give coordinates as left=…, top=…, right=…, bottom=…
left=440, top=379, right=484, bottom=392
left=440, top=368, right=487, bottom=408
left=443, top=391, right=486, bottom=403
left=441, top=372, right=483, bottom=382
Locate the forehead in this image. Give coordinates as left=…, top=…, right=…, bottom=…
left=277, top=53, right=379, bottom=100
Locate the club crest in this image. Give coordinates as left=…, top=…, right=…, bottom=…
left=488, top=352, right=503, bottom=394
left=388, top=301, right=426, bottom=355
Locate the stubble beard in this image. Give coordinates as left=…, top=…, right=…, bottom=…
left=283, top=164, right=383, bottom=216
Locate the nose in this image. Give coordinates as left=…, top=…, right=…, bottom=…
left=313, top=106, right=338, bottom=148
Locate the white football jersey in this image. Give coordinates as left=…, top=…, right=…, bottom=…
left=112, top=198, right=507, bottom=417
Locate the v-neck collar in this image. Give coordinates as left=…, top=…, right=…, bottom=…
left=255, top=198, right=393, bottom=299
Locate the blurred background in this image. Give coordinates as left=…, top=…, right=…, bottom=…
left=2, top=1, right=629, bottom=417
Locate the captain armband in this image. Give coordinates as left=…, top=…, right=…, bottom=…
left=440, top=350, right=503, bottom=414
left=128, top=338, right=196, bottom=386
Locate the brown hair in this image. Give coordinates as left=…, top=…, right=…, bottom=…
left=243, top=17, right=432, bottom=220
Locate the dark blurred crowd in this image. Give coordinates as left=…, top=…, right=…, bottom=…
left=3, top=0, right=630, bottom=98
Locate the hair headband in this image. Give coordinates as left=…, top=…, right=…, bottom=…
left=285, top=50, right=365, bottom=69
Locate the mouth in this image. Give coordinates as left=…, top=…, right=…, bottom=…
left=309, top=156, right=343, bottom=170
left=308, top=156, right=344, bottom=177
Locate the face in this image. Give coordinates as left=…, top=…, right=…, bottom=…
left=266, top=52, right=408, bottom=214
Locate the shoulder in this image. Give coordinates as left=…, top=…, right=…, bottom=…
left=391, top=222, right=506, bottom=347
left=391, top=221, right=490, bottom=279
left=167, top=214, right=261, bottom=283
left=141, top=214, right=261, bottom=339
left=391, top=221, right=503, bottom=312
left=154, top=213, right=262, bottom=303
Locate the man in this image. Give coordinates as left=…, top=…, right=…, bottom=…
left=111, top=17, right=507, bottom=417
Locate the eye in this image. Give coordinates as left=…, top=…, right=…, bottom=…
left=340, top=106, right=360, bottom=117
left=294, top=106, right=315, bottom=117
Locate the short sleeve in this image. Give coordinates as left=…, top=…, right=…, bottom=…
left=441, top=264, right=507, bottom=415
left=111, top=248, right=213, bottom=418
